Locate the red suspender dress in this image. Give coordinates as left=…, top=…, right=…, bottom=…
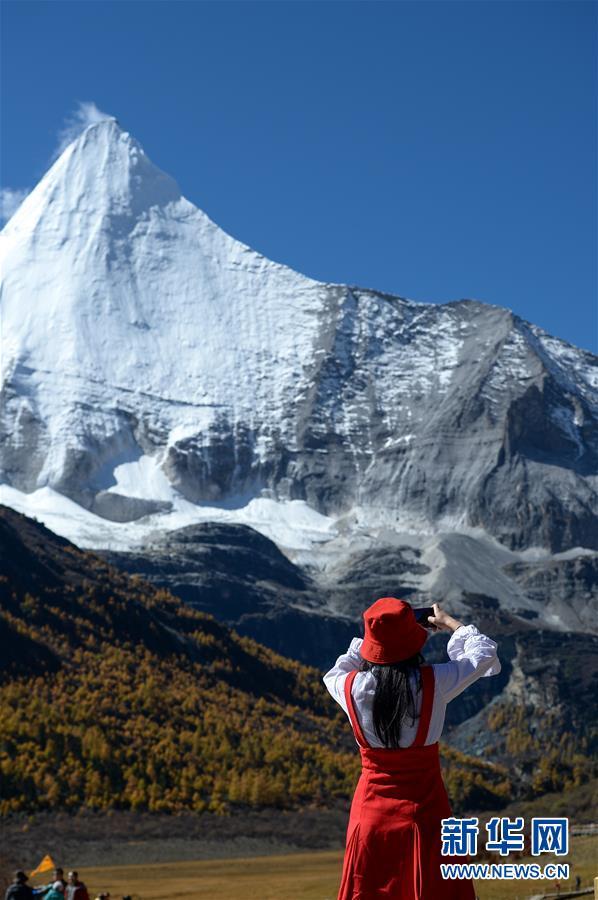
left=337, top=666, right=476, bottom=900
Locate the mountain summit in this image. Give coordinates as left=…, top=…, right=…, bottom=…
left=1, top=120, right=597, bottom=573
left=5, top=117, right=181, bottom=238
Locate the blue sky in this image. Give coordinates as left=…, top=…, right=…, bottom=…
left=1, top=1, right=596, bottom=352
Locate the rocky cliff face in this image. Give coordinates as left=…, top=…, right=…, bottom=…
left=96, top=517, right=597, bottom=671
left=446, top=627, right=598, bottom=794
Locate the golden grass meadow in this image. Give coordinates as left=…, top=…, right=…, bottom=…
left=28, top=835, right=597, bottom=900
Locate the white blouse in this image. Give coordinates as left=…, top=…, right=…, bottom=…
left=322, top=624, right=501, bottom=748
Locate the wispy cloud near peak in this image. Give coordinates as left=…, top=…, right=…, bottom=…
left=54, top=101, right=114, bottom=159
left=1, top=103, right=115, bottom=227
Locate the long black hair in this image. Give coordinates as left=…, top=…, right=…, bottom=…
left=359, top=651, right=425, bottom=748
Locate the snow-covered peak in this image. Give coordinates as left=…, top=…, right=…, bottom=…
left=4, top=119, right=179, bottom=239
left=1, top=117, right=324, bottom=287
left=1, top=120, right=596, bottom=563
left=0, top=117, right=336, bottom=493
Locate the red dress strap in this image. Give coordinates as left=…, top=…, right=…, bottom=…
left=343, top=669, right=371, bottom=749
left=411, top=664, right=435, bottom=747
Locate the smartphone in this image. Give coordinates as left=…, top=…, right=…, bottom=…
left=413, top=606, right=436, bottom=628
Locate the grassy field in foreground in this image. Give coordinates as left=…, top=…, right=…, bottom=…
left=31, top=836, right=597, bottom=900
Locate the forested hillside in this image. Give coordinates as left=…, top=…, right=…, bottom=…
left=0, top=505, right=512, bottom=815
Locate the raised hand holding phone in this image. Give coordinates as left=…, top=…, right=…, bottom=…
left=412, top=606, right=437, bottom=630
left=426, top=602, right=464, bottom=633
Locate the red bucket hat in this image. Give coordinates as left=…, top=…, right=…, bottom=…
left=360, top=597, right=428, bottom=664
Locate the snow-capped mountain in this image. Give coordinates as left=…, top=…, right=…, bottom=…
left=1, top=118, right=597, bottom=632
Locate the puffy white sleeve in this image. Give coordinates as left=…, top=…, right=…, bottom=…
left=433, top=624, right=501, bottom=703
left=322, top=637, right=364, bottom=710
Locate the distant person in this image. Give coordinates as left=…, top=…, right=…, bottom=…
left=323, top=598, right=501, bottom=899
left=65, top=874, right=88, bottom=900
left=4, top=871, right=34, bottom=900
left=51, top=872, right=65, bottom=893
left=39, top=885, right=64, bottom=900
left=38, top=872, right=66, bottom=898
left=575, top=874, right=581, bottom=890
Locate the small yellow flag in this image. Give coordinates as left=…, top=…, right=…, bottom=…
left=30, top=854, right=56, bottom=878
